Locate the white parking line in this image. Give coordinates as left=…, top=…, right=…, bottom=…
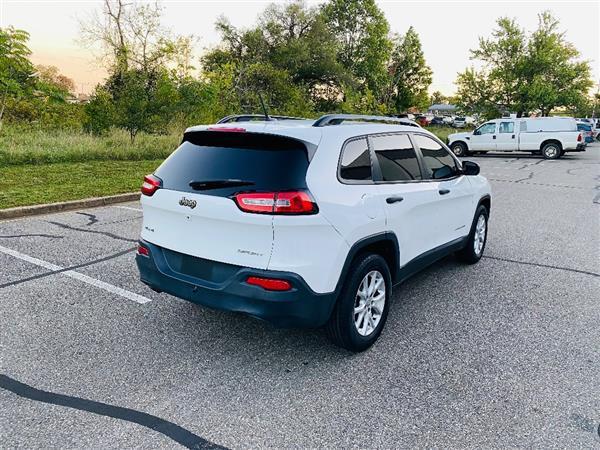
left=114, top=205, right=142, bottom=212
left=0, top=244, right=152, bottom=304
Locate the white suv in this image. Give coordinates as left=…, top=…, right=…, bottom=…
left=136, top=114, right=491, bottom=351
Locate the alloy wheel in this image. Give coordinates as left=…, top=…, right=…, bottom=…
left=353, top=270, right=386, bottom=337
left=473, top=214, right=486, bottom=256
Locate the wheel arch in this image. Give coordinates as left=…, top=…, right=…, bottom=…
left=477, top=194, right=491, bottom=216
left=451, top=139, right=469, bottom=151
left=336, top=233, right=400, bottom=291
left=540, top=139, right=562, bottom=151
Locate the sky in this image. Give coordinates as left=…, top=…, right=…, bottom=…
left=1, top=0, right=599, bottom=95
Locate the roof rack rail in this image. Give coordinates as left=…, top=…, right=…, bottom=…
left=312, top=114, right=421, bottom=128
left=217, top=114, right=307, bottom=124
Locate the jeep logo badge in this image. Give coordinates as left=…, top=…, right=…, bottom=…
left=179, top=197, right=197, bottom=209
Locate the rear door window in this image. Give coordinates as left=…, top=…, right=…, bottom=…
left=371, top=134, right=422, bottom=181
left=155, top=131, right=309, bottom=196
left=339, top=138, right=372, bottom=181
left=499, top=122, right=514, bottom=133
left=413, top=134, right=460, bottom=180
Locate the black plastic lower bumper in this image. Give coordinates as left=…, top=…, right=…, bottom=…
left=136, top=240, right=336, bottom=328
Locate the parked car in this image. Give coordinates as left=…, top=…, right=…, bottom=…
left=448, top=117, right=585, bottom=159
left=430, top=116, right=446, bottom=126
left=443, top=116, right=455, bottom=125
left=415, top=115, right=430, bottom=126
left=577, top=122, right=594, bottom=143
left=453, top=117, right=467, bottom=128
left=136, top=113, right=491, bottom=351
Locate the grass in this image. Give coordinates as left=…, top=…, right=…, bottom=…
left=0, top=160, right=163, bottom=209
left=429, top=126, right=460, bottom=143
left=0, top=125, right=177, bottom=209
left=0, top=126, right=180, bottom=166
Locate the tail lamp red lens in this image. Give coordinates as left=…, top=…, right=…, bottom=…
left=141, top=174, right=162, bottom=196
left=137, top=244, right=150, bottom=257
left=234, top=191, right=317, bottom=215
left=577, top=133, right=582, bottom=142
left=246, top=276, right=292, bottom=291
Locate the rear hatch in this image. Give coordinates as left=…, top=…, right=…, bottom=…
left=140, top=130, right=311, bottom=269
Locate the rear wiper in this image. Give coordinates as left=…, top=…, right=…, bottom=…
left=189, top=179, right=255, bottom=190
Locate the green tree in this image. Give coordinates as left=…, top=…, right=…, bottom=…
left=113, top=69, right=178, bottom=141
left=456, top=12, right=593, bottom=117
left=455, top=67, right=500, bottom=118
left=202, top=1, right=345, bottom=113
left=84, top=86, right=116, bottom=135
left=518, top=12, right=593, bottom=116
left=0, top=27, right=36, bottom=132
left=322, top=0, right=392, bottom=95
left=430, top=91, right=447, bottom=105
left=386, top=27, right=432, bottom=112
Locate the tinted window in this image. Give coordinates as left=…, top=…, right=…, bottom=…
left=340, top=138, right=372, bottom=181
left=413, top=134, right=459, bottom=180
left=155, top=131, right=309, bottom=196
left=477, top=123, right=496, bottom=134
left=520, top=121, right=527, bottom=132
left=372, top=134, right=421, bottom=181
left=499, top=122, right=514, bottom=133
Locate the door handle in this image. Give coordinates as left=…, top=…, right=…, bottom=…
left=511, top=134, right=515, bottom=139
left=492, top=135, right=497, bottom=139
left=386, top=196, right=404, bottom=204
left=439, top=189, right=450, bottom=195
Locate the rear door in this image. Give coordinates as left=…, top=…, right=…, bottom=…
left=369, top=133, right=440, bottom=265
left=470, top=122, right=497, bottom=151
left=412, top=134, right=473, bottom=245
left=495, top=120, right=516, bottom=151
left=140, top=131, right=310, bottom=269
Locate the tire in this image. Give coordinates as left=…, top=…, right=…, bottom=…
left=457, top=205, right=489, bottom=264
left=541, top=142, right=561, bottom=159
left=451, top=141, right=469, bottom=157
left=325, top=253, right=391, bottom=352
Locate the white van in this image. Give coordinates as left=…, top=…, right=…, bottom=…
left=447, top=117, right=585, bottom=159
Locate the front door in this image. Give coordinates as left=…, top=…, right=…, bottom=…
left=412, top=134, right=474, bottom=245
left=470, top=122, right=497, bottom=151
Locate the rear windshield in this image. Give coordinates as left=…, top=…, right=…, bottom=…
left=155, top=131, right=309, bottom=196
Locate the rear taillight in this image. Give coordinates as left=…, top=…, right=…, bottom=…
left=137, top=244, right=150, bottom=257
left=234, top=191, right=318, bottom=215
left=246, top=276, right=292, bottom=291
left=141, top=174, right=162, bottom=196
left=577, top=133, right=582, bottom=142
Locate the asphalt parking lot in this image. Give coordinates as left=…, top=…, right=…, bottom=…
left=1, top=143, right=599, bottom=449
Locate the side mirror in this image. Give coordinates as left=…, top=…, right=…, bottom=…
left=462, top=161, right=480, bottom=176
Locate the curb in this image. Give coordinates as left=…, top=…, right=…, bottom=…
left=0, top=192, right=140, bottom=221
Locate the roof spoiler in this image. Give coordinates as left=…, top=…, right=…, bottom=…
left=312, top=114, right=421, bottom=128
left=217, top=114, right=308, bottom=123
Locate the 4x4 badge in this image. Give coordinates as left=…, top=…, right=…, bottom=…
left=179, top=197, right=197, bottom=209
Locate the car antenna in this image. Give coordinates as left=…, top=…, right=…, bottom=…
left=258, top=93, right=272, bottom=121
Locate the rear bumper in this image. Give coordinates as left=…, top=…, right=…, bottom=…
left=567, top=143, right=587, bottom=152
left=136, top=240, right=336, bottom=328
